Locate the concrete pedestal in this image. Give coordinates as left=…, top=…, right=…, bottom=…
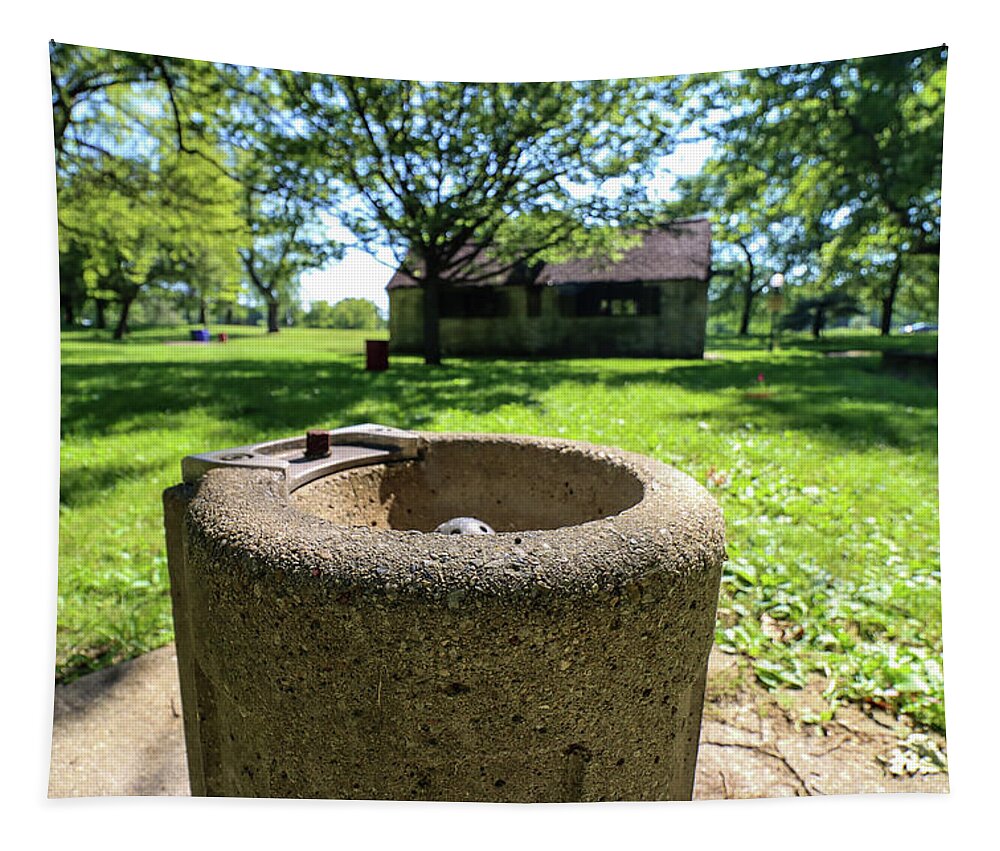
left=163, top=432, right=725, bottom=800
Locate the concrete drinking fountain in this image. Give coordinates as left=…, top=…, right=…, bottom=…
left=163, top=424, right=725, bottom=801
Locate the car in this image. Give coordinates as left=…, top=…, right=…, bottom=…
left=902, top=322, right=938, bottom=334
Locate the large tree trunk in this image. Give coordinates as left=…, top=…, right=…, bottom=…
left=95, top=298, right=108, bottom=330
left=879, top=259, right=903, bottom=336
left=113, top=296, right=134, bottom=340
left=737, top=241, right=756, bottom=337
left=422, top=278, right=443, bottom=365
left=198, top=298, right=207, bottom=326
left=225, top=306, right=234, bottom=326
left=811, top=306, right=826, bottom=339
left=739, top=286, right=755, bottom=336
left=62, top=297, right=75, bottom=327
left=238, top=250, right=281, bottom=334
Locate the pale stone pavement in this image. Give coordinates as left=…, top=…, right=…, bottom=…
left=48, top=644, right=948, bottom=799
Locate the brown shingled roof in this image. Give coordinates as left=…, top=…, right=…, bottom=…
left=386, top=219, right=712, bottom=290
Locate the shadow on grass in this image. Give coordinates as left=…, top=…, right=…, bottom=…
left=706, top=331, right=938, bottom=355
left=62, top=347, right=936, bottom=455
left=590, top=353, right=936, bottom=448
left=59, top=458, right=166, bottom=508
left=61, top=357, right=537, bottom=436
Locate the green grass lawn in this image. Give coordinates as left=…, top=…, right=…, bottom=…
left=58, top=325, right=943, bottom=731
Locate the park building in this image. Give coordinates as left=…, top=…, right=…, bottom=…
left=386, top=218, right=712, bottom=359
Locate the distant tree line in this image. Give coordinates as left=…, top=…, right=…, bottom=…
left=303, top=298, right=386, bottom=330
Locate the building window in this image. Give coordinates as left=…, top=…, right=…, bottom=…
left=602, top=297, right=639, bottom=316
left=439, top=287, right=510, bottom=318
left=558, top=283, right=660, bottom=317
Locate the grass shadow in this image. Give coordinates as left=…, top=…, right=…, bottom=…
left=61, top=345, right=938, bottom=456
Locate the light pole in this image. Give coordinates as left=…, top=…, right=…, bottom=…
left=767, top=273, right=785, bottom=352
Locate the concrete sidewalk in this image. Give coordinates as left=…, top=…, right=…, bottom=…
left=49, top=645, right=189, bottom=797
left=48, top=644, right=948, bottom=799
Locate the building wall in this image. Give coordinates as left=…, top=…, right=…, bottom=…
left=388, top=281, right=708, bottom=358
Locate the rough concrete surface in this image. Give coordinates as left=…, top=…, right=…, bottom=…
left=49, top=645, right=188, bottom=797
left=48, top=643, right=948, bottom=799
left=165, top=433, right=726, bottom=800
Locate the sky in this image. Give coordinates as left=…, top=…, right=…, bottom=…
left=298, top=135, right=718, bottom=313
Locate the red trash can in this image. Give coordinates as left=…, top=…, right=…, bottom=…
left=365, top=339, right=389, bottom=371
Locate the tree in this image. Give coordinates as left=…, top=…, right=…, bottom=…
left=52, top=45, right=248, bottom=335
left=57, top=146, right=243, bottom=338
left=59, top=241, right=89, bottom=327
left=682, top=47, right=946, bottom=334
left=305, top=298, right=385, bottom=330
left=780, top=290, right=863, bottom=338
left=50, top=42, right=161, bottom=173
left=816, top=225, right=940, bottom=334
left=173, top=241, right=245, bottom=326
left=673, top=159, right=807, bottom=336
left=303, top=299, right=335, bottom=328
left=280, top=76, right=677, bottom=363
left=237, top=186, right=340, bottom=332
left=51, top=45, right=340, bottom=337
left=185, top=65, right=345, bottom=333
